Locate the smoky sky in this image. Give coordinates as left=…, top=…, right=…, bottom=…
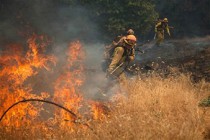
left=0, top=0, right=101, bottom=45
left=0, top=0, right=111, bottom=100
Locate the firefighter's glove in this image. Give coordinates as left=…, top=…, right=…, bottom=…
left=128, top=56, right=134, bottom=62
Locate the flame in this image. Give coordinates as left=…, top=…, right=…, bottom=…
left=0, top=36, right=110, bottom=135
left=0, top=34, right=56, bottom=129
left=53, top=41, right=85, bottom=128
left=90, top=101, right=110, bottom=121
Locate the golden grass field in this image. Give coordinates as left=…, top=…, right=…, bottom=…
left=0, top=74, right=210, bottom=140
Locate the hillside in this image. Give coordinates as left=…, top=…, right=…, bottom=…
left=0, top=36, right=210, bottom=139
left=131, top=36, right=210, bottom=82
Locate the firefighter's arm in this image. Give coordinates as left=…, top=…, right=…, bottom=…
left=155, top=22, right=161, bottom=33
left=108, top=47, right=124, bottom=72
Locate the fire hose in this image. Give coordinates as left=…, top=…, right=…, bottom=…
left=0, top=98, right=93, bottom=130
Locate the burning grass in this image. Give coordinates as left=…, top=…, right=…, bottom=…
left=0, top=35, right=209, bottom=139
left=1, top=74, right=209, bottom=139
left=65, top=75, right=208, bottom=140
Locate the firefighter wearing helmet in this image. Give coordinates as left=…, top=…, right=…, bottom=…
left=112, top=28, right=135, bottom=46
left=127, top=29, right=134, bottom=35
left=155, top=17, right=171, bottom=46
left=102, top=29, right=136, bottom=73
left=106, top=34, right=137, bottom=88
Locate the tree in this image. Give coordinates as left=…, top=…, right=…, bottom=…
left=58, top=0, right=158, bottom=42
left=154, top=0, right=210, bottom=37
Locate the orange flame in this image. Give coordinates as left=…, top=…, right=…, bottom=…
left=53, top=41, right=85, bottom=128
left=0, top=34, right=55, bottom=128
left=90, top=101, right=110, bottom=121
left=0, top=36, right=110, bottom=134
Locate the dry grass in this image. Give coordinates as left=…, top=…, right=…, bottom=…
left=0, top=74, right=210, bottom=140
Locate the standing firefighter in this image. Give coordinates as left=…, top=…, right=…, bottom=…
left=106, top=34, right=137, bottom=90
left=102, top=29, right=135, bottom=71
left=155, top=18, right=171, bottom=46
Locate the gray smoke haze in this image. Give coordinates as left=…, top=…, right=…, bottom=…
left=0, top=0, right=101, bottom=44
left=0, top=0, right=120, bottom=100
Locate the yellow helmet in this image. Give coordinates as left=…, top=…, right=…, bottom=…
left=124, top=35, right=137, bottom=46
left=127, top=29, right=134, bottom=35
left=163, top=18, right=168, bottom=22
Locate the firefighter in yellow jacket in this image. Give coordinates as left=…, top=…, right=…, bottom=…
left=111, top=29, right=135, bottom=47
left=155, top=18, right=171, bottom=46
left=107, top=34, right=137, bottom=88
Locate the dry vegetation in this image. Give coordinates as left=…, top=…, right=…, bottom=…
left=0, top=74, right=209, bottom=140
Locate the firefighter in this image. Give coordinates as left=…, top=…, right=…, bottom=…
left=127, top=29, right=134, bottom=35
left=106, top=34, right=137, bottom=89
left=102, top=29, right=135, bottom=71
left=112, top=28, right=135, bottom=46
left=155, top=18, right=171, bottom=46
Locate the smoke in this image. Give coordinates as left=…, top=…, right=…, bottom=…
left=0, top=0, right=101, bottom=44
left=81, top=43, right=121, bottom=100
left=0, top=0, right=118, bottom=101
